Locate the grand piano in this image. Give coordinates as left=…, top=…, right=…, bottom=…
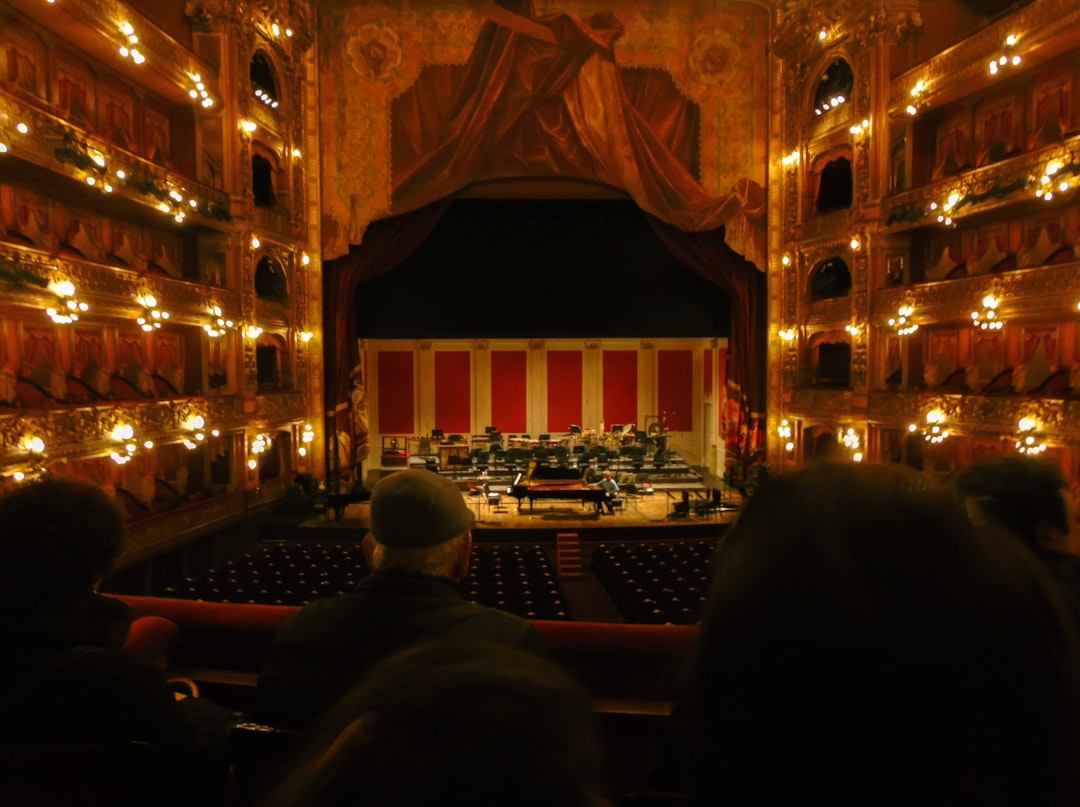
left=509, top=465, right=606, bottom=512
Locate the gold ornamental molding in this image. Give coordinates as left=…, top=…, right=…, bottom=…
left=255, top=391, right=308, bottom=423
left=119, top=491, right=248, bottom=567
left=882, top=134, right=1080, bottom=233
left=867, top=391, right=1080, bottom=445
left=5, top=0, right=221, bottom=107
left=0, top=396, right=247, bottom=469
left=789, top=388, right=858, bottom=419
left=889, top=0, right=1080, bottom=116
left=871, top=263, right=1080, bottom=324
left=0, top=92, right=233, bottom=229
left=771, top=0, right=921, bottom=60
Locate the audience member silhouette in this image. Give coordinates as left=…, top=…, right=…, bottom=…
left=264, top=639, right=608, bottom=807
left=678, top=462, right=1080, bottom=806
left=0, top=477, right=232, bottom=805
left=258, top=469, right=543, bottom=728
left=951, top=455, right=1080, bottom=631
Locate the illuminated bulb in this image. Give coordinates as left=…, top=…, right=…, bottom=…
left=299, top=331, right=314, bottom=342
left=1005, top=34, right=1017, bottom=46
left=906, top=104, right=918, bottom=116
left=250, top=236, right=261, bottom=249
left=241, top=120, right=257, bottom=133
left=0, top=143, right=8, bottom=153
left=13, top=472, right=24, bottom=481
left=285, top=28, right=293, bottom=37
left=16, top=123, right=28, bottom=134
left=271, top=22, right=280, bottom=36
left=248, top=459, right=258, bottom=470
left=299, top=447, right=308, bottom=457
left=26, top=437, right=45, bottom=453
left=1012, top=55, right=1021, bottom=66
left=850, top=238, right=860, bottom=250
left=818, top=29, right=827, bottom=40
left=211, top=429, right=220, bottom=437
left=301, top=253, right=311, bottom=265
left=292, top=148, right=302, bottom=159
left=116, top=169, right=126, bottom=179
left=85, top=176, right=96, bottom=186
left=143, top=440, right=154, bottom=449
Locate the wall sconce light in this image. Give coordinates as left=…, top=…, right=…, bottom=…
left=971, top=292, right=1003, bottom=330
left=777, top=419, right=794, bottom=452
left=250, top=235, right=261, bottom=249
left=203, top=306, right=235, bottom=337
left=779, top=328, right=796, bottom=341
left=136, top=293, right=169, bottom=331
left=245, top=325, right=264, bottom=339
left=1014, top=416, right=1047, bottom=455
left=108, top=422, right=139, bottom=464
left=240, top=120, right=257, bottom=133
left=910, top=408, right=949, bottom=444
left=889, top=302, right=918, bottom=335
left=46, top=280, right=89, bottom=324
left=906, top=79, right=926, bottom=116
left=299, top=331, right=314, bottom=342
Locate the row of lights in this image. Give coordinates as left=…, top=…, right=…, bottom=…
left=117, top=22, right=146, bottom=65
left=46, top=280, right=89, bottom=324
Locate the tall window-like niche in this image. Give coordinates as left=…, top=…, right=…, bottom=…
left=816, top=155, right=853, bottom=211
left=252, top=149, right=277, bottom=207
left=250, top=50, right=279, bottom=109
left=813, top=58, right=854, bottom=117
left=808, top=257, right=851, bottom=300
left=255, top=256, right=288, bottom=300
left=256, top=335, right=285, bottom=389
left=815, top=341, right=852, bottom=386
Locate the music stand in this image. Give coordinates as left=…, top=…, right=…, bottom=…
left=569, top=424, right=581, bottom=435
left=431, top=429, right=444, bottom=440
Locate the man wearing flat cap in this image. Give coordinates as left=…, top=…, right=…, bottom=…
left=256, top=470, right=543, bottom=729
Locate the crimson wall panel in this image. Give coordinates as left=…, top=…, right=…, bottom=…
left=658, top=349, right=693, bottom=432
left=377, top=351, right=415, bottom=434
left=490, top=350, right=527, bottom=433
left=546, top=350, right=582, bottom=433
left=434, top=351, right=471, bottom=434
left=603, top=350, right=638, bottom=428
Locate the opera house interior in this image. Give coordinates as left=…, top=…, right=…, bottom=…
left=3, top=0, right=1080, bottom=802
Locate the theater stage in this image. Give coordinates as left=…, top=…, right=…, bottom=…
left=298, top=479, right=741, bottom=543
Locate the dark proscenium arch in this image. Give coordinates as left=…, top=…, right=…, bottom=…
left=353, top=198, right=730, bottom=339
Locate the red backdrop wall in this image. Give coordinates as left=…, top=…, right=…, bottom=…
left=658, top=349, right=693, bottom=432
left=434, top=351, right=471, bottom=434
left=491, top=350, right=527, bottom=433
left=603, top=350, right=638, bottom=428
left=377, top=351, right=415, bottom=434
left=547, top=350, right=582, bottom=434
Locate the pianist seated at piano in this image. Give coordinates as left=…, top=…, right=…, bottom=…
left=596, top=470, right=620, bottom=515
left=509, top=465, right=606, bottom=513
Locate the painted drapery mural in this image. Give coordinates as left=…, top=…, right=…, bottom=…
left=319, top=0, right=769, bottom=262
left=318, top=0, right=770, bottom=480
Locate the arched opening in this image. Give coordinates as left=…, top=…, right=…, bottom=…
left=816, top=156, right=853, bottom=212
left=813, top=58, right=854, bottom=117
left=808, top=257, right=852, bottom=300
left=250, top=50, right=279, bottom=109
left=252, top=152, right=277, bottom=207
left=255, top=256, right=288, bottom=300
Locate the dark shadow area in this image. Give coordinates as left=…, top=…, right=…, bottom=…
left=353, top=198, right=731, bottom=338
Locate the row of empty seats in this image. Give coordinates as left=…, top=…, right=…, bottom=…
left=591, top=540, right=719, bottom=625
left=162, top=541, right=571, bottom=620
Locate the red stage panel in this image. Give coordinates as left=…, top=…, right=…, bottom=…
left=377, top=351, right=415, bottom=434
left=603, top=350, right=637, bottom=428
left=491, top=350, right=527, bottom=433
left=658, top=349, right=693, bottom=432
left=547, top=351, right=582, bottom=433
left=435, top=351, right=471, bottom=434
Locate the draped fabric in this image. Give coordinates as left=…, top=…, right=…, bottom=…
left=643, top=216, right=765, bottom=417
left=390, top=1, right=744, bottom=232
left=324, top=201, right=451, bottom=455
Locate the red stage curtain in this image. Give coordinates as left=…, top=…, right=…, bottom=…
left=603, top=350, right=637, bottom=428
left=491, top=350, right=528, bottom=433
left=434, top=351, right=471, bottom=435
left=644, top=215, right=765, bottom=416
left=547, top=350, right=582, bottom=434
left=324, top=201, right=451, bottom=429
left=390, top=1, right=742, bottom=232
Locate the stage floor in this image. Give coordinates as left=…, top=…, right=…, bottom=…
left=308, top=484, right=742, bottom=536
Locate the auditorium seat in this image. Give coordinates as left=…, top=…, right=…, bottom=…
left=591, top=540, right=717, bottom=625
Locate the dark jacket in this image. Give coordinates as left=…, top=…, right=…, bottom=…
left=0, top=594, right=232, bottom=805
left=257, top=570, right=544, bottom=728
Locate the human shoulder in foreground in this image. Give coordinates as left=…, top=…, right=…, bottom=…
left=257, top=469, right=543, bottom=729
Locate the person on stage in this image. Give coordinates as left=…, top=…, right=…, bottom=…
left=598, top=470, right=620, bottom=515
